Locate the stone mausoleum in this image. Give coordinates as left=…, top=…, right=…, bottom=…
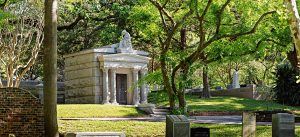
left=64, top=30, right=150, bottom=105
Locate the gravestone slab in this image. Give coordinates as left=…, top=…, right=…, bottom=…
left=166, top=115, right=190, bottom=137
left=242, top=112, right=256, bottom=137
left=65, top=132, right=126, bottom=137
left=272, top=113, right=295, bottom=137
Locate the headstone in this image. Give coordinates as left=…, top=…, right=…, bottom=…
left=154, top=84, right=158, bottom=91
left=242, top=112, right=256, bottom=137
left=166, top=115, right=190, bottom=137
left=226, top=84, right=232, bottom=89
left=232, top=70, right=240, bottom=88
left=36, top=83, right=44, bottom=104
left=191, top=127, right=210, bottom=137
left=65, top=132, right=126, bottom=137
left=215, top=86, right=222, bottom=90
left=272, top=113, right=295, bottom=137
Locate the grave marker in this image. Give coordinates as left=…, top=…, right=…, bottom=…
left=272, top=113, right=295, bottom=137
left=242, top=112, right=256, bottom=137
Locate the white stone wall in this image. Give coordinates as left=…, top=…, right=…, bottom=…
left=65, top=52, right=102, bottom=104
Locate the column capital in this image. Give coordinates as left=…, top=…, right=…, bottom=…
left=110, top=68, right=117, bottom=72
left=132, top=68, right=140, bottom=73
left=102, top=67, right=109, bottom=71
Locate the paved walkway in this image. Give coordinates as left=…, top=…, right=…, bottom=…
left=60, top=115, right=300, bottom=126
left=60, top=116, right=244, bottom=124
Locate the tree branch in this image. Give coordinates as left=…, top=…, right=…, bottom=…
left=57, top=14, right=116, bottom=31
left=207, top=11, right=276, bottom=47
left=149, top=0, right=175, bottom=26
left=216, top=0, right=232, bottom=34
left=0, top=0, right=7, bottom=9
left=57, top=14, right=84, bottom=31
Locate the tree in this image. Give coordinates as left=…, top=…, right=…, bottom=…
left=148, top=0, right=194, bottom=110
left=44, top=0, right=58, bottom=136
left=149, top=0, right=278, bottom=112
left=285, top=0, right=300, bottom=69
left=0, top=1, right=43, bottom=87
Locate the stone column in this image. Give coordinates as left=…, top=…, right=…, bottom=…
left=110, top=68, right=118, bottom=104
left=140, top=69, right=148, bottom=104
left=102, top=67, right=110, bottom=104
left=132, top=68, right=140, bottom=105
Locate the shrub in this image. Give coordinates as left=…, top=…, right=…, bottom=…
left=273, top=63, right=300, bottom=106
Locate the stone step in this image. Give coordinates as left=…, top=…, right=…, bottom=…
left=154, top=108, right=170, bottom=112
left=156, top=106, right=170, bottom=109
left=150, top=114, right=167, bottom=118
left=153, top=111, right=168, bottom=115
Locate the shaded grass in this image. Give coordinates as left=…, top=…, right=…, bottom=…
left=148, top=91, right=300, bottom=112
left=57, top=104, right=145, bottom=118
left=59, top=120, right=300, bottom=137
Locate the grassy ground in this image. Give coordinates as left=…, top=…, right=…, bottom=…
left=57, top=104, right=145, bottom=118
left=149, top=91, right=300, bottom=112
left=59, top=120, right=300, bottom=137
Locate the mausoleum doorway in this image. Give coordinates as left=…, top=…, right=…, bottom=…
left=116, top=74, right=127, bottom=104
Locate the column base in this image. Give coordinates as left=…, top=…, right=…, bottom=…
left=140, top=101, right=147, bottom=104
left=111, top=101, right=119, bottom=105
left=133, top=102, right=140, bottom=106
left=102, top=100, right=110, bottom=104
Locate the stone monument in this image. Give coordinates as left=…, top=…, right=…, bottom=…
left=232, top=70, right=240, bottom=88
left=64, top=30, right=151, bottom=105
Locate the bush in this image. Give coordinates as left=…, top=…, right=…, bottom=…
left=273, top=63, right=300, bottom=106
left=148, top=90, right=169, bottom=106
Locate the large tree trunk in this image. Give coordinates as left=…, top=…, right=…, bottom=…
left=177, top=90, right=186, bottom=112
left=44, top=0, right=58, bottom=137
left=202, top=64, right=210, bottom=98
left=285, top=0, right=300, bottom=69
left=160, top=57, right=176, bottom=109
left=288, top=46, right=299, bottom=68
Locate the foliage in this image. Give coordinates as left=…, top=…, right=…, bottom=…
left=148, top=90, right=169, bottom=107
left=273, top=63, right=300, bottom=105
left=57, top=104, right=145, bottom=118
left=0, top=0, right=43, bottom=87
left=58, top=120, right=300, bottom=137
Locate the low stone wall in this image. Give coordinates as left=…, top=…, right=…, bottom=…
left=210, top=85, right=257, bottom=99
left=0, top=88, right=44, bottom=137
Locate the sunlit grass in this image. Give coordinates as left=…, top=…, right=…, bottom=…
left=59, top=120, right=165, bottom=136
left=59, top=120, right=300, bottom=137
left=57, top=104, right=145, bottom=118
left=149, top=91, right=300, bottom=112
left=187, top=95, right=299, bottom=112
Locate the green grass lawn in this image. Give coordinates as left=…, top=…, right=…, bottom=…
left=58, top=104, right=145, bottom=118
left=149, top=91, right=300, bottom=112
left=187, top=96, right=299, bottom=112
left=59, top=120, right=300, bottom=137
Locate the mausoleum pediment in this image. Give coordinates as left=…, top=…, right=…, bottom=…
left=98, top=54, right=150, bottom=63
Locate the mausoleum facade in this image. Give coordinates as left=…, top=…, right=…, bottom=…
left=64, top=30, right=150, bottom=105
